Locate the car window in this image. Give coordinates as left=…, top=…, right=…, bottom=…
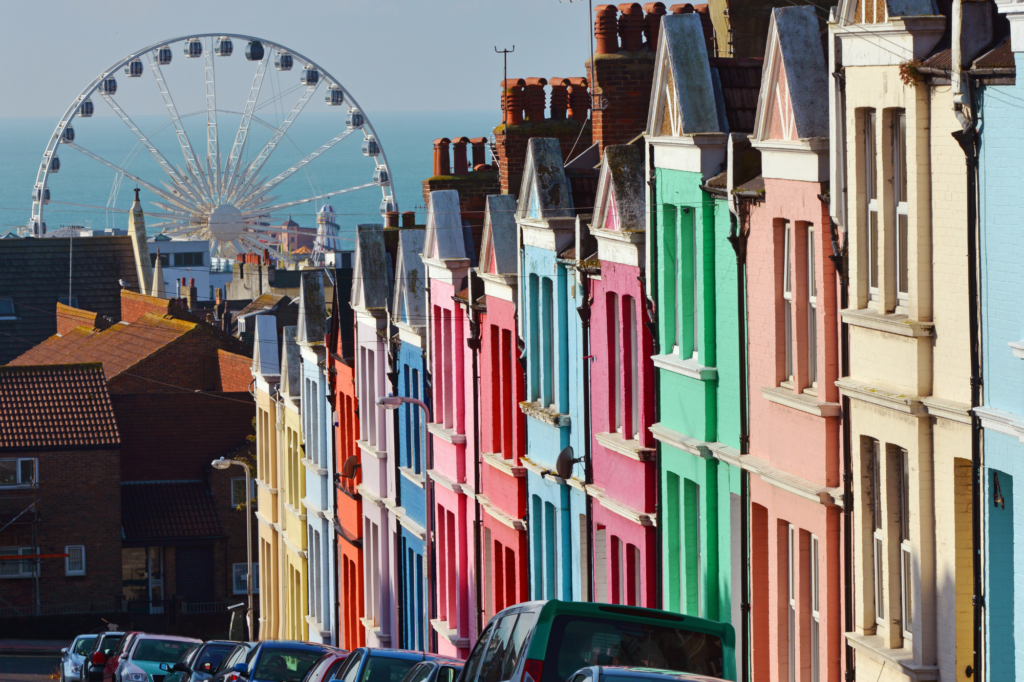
left=336, top=650, right=365, bottom=682
left=301, top=654, right=334, bottom=682
left=110, top=635, right=131, bottom=658
left=478, top=615, right=518, bottom=682
left=195, top=644, right=235, bottom=674
left=400, top=663, right=433, bottom=682
left=543, top=616, right=725, bottom=682
left=502, top=612, right=537, bottom=681
left=74, top=637, right=97, bottom=656
left=569, top=674, right=589, bottom=682
left=182, top=646, right=201, bottom=665
left=438, top=666, right=460, bottom=682
left=462, top=621, right=495, bottom=682
left=325, top=658, right=348, bottom=682
left=360, top=657, right=418, bottom=682
left=216, top=645, right=246, bottom=672
left=253, top=650, right=324, bottom=682
left=99, top=635, right=123, bottom=655
left=134, top=639, right=196, bottom=664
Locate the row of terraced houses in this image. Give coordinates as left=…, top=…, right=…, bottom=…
left=252, top=1, right=1024, bottom=681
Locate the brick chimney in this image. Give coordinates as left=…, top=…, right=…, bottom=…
left=452, top=137, right=470, bottom=175
left=469, top=138, right=488, bottom=167
left=188, top=277, right=198, bottom=310
left=432, top=138, right=452, bottom=176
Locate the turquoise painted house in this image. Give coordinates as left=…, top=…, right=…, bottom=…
left=644, top=13, right=758, bottom=661
left=977, top=23, right=1024, bottom=681
left=516, top=138, right=589, bottom=601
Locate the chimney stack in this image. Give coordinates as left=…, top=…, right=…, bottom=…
left=469, top=138, right=488, bottom=167
left=452, top=137, right=470, bottom=175
left=188, top=277, right=197, bottom=310
left=433, top=138, right=452, bottom=176
left=385, top=212, right=399, bottom=228
left=402, top=211, right=416, bottom=228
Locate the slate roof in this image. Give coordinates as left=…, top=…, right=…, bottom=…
left=0, top=236, right=140, bottom=365
left=479, top=195, right=518, bottom=276
left=393, top=230, right=427, bottom=329
left=593, top=145, right=646, bottom=232
left=519, top=139, right=574, bottom=220
left=710, top=57, right=764, bottom=133
left=0, top=363, right=119, bottom=451
left=351, top=225, right=390, bottom=311
left=235, top=294, right=288, bottom=319
left=121, top=481, right=225, bottom=541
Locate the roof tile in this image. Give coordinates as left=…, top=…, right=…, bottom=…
left=121, top=481, right=224, bottom=541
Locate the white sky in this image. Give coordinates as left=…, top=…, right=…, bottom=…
left=0, top=0, right=595, bottom=119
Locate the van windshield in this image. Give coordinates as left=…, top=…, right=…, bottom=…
left=542, top=616, right=724, bottom=682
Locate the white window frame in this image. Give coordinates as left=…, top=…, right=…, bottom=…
left=893, top=110, right=909, bottom=309
left=898, top=447, right=913, bottom=642
left=811, top=535, right=820, bottom=682
left=865, top=110, right=879, bottom=302
left=783, top=223, right=794, bottom=383
left=690, top=210, right=700, bottom=359
left=807, top=225, right=818, bottom=387
left=65, top=545, right=86, bottom=576
left=788, top=524, right=796, bottom=682
left=610, top=293, right=622, bottom=433
left=1, top=546, right=39, bottom=578
left=870, top=439, right=885, bottom=627
left=672, top=207, right=699, bottom=360
left=0, top=458, right=38, bottom=488
left=627, top=296, right=640, bottom=440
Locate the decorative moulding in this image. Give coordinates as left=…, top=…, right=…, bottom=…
left=648, top=422, right=713, bottom=459
left=301, top=457, right=328, bottom=476
left=975, top=405, right=1024, bottom=444
left=477, top=493, right=528, bottom=531
left=652, top=353, right=717, bottom=381
left=399, top=466, right=425, bottom=488
left=920, top=396, right=971, bottom=425
left=427, top=468, right=467, bottom=496
left=356, top=483, right=386, bottom=508
left=588, top=485, right=656, bottom=526
left=845, top=633, right=939, bottom=681
left=595, top=431, right=656, bottom=462
left=427, top=422, right=468, bottom=445
left=835, top=378, right=927, bottom=417
left=761, top=385, right=841, bottom=418
left=255, top=479, right=278, bottom=495
left=281, top=532, right=307, bottom=560
left=398, top=513, right=426, bottom=540
left=482, top=452, right=527, bottom=478
left=840, top=307, right=934, bottom=338
left=430, top=618, right=469, bottom=649
left=304, top=615, right=332, bottom=640
left=357, top=439, right=388, bottom=459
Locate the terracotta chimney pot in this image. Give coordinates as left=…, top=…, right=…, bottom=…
left=594, top=5, right=619, bottom=54
left=549, top=78, right=570, bottom=120
left=385, top=212, right=399, bottom=228
left=474, top=163, right=492, bottom=172
left=501, top=78, right=526, bottom=126
left=618, top=3, right=645, bottom=51
left=567, top=77, right=591, bottom=122
left=402, top=211, right=416, bottom=227
left=643, top=3, right=667, bottom=50
left=451, top=136, right=471, bottom=175
left=469, top=137, right=488, bottom=167
left=670, top=3, right=694, bottom=13
left=432, top=138, right=452, bottom=176
left=523, top=78, right=548, bottom=123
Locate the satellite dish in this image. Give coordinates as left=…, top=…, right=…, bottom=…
left=555, top=446, right=583, bottom=481
left=341, top=455, right=361, bottom=479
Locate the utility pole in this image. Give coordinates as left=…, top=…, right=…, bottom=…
left=494, top=46, right=515, bottom=125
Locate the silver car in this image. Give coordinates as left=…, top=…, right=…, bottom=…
left=61, top=634, right=98, bottom=682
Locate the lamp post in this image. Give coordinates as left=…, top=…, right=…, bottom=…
left=376, top=395, right=432, bottom=653
left=212, top=457, right=253, bottom=640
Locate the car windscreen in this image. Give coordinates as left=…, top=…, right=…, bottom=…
left=542, top=616, right=725, bottom=682
left=74, top=637, right=97, bottom=656
left=359, top=657, right=420, bottom=682
left=194, top=644, right=235, bottom=675
left=253, top=650, right=324, bottom=682
left=99, top=635, right=123, bottom=655
left=133, top=639, right=196, bottom=664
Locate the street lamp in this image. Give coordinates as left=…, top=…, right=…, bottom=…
left=376, top=395, right=432, bottom=653
left=212, top=457, right=254, bottom=640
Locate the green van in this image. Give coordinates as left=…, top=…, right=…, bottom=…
left=458, top=601, right=735, bottom=682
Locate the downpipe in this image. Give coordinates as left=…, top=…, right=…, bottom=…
left=467, top=276, right=485, bottom=634
left=645, top=141, right=664, bottom=610
left=577, top=266, right=596, bottom=602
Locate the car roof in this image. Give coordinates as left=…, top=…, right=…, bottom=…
left=133, top=634, right=202, bottom=643
left=597, top=667, right=726, bottom=682
left=257, top=641, right=329, bottom=652
left=362, top=649, right=433, bottom=661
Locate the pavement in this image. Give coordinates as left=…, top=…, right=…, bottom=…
left=0, top=654, right=61, bottom=681
left=0, top=640, right=70, bottom=656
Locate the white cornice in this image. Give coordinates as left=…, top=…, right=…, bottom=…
left=481, top=273, right=517, bottom=303
left=761, top=385, right=841, bottom=418
left=749, top=138, right=829, bottom=182
left=594, top=431, right=656, bottom=462
left=593, top=227, right=645, bottom=268
left=427, top=468, right=468, bottom=495
left=482, top=452, right=527, bottom=478
left=589, top=486, right=656, bottom=526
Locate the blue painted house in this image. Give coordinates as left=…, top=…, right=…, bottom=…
left=516, top=138, right=589, bottom=600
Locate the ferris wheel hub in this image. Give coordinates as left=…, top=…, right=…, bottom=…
left=207, top=204, right=244, bottom=243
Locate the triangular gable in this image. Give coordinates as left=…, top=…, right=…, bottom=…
left=479, top=195, right=518, bottom=276
left=592, top=145, right=646, bottom=233
left=280, top=326, right=300, bottom=398
left=753, top=6, right=829, bottom=142
left=517, top=138, right=573, bottom=221
left=253, top=314, right=281, bottom=376
left=646, top=13, right=720, bottom=137
left=351, top=224, right=389, bottom=311
left=296, top=271, right=328, bottom=345
left=423, top=190, right=467, bottom=261
left=393, top=229, right=426, bottom=329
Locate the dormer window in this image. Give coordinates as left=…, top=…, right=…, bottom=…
left=0, top=298, right=15, bottom=320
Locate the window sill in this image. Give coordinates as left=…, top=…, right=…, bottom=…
left=304, top=615, right=332, bottom=639
left=430, top=618, right=470, bottom=649
left=427, top=422, right=467, bottom=445
left=482, top=452, right=527, bottom=478
left=594, top=432, right=656, bottom=462
left=651, top=353, right=717, bottom=381
left=255, top=479, right=278, bottom=494
left=399, top=466, right=425, bottom=488
left=283, top=504, right=307, bottom=522
left=841, top=307, right=934, bottom=338
left=301, top=458, right=328, bottom=476
left=518, top=401, right=571, bottom=427
left=357, top=440, right=387, bottom=459
left=845, top=632, right=937, bottom=681
left=760, top=386, right=840, bottom=418
left=427, top=468, right=468, bottom=496
left=1009, top=340, right=1024, bottom=360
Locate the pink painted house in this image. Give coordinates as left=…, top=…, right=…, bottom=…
left=475, top=194, right=530, bottom=621
left=744, top=8, right=843, bottom=682
left=422, top=189, right=476, bottom=656
left=587, top=145, right=658, bottom=606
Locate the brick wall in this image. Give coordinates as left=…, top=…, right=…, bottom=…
left=588, top=51, right=656, bottom=154
left=217, top=349, right=254, bottom=392
left=120, top=290, right=192, bottom=324
left=210, top=467, right=260, bottom=608
left=422, top=171, right=501, bottom=252
left=494, top=119, right=592, bottom=198
left=56, top=302, right=111, bottom=336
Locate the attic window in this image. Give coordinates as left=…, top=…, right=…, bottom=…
left=0, top=298, right=15, bottom=320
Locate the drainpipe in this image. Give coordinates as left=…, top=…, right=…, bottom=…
left=386, top=324, right=404, bottom=650
left=576, top=264, right=595, bottom=602
left=423, top=275, right=437, bottom=653
left=644, top=141, right=663, bottom=609
left=952, top=73, right=983, bottom=682
left=726, top=205, right=749, bottom=682
left=466, top=273, right=485, bottom=634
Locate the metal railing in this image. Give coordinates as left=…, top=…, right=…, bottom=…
left=180, top=600, right=231, bottom=614
left=0, top=601, right=123, bottom=618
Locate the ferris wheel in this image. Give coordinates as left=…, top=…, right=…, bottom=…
left=28, top=33, right=397, bottom=260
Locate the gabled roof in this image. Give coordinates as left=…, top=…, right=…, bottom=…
left=280, top=326, right=300, bottom=398
left=753, top=6, right=829, bottom=142
left=479, top=195, right=519, bottom=276
left=423, top=190, right=470, bottom=261
left=236, top=293, right=288, bottom=319
left=0, top=362, right=119, bottom=451
left=592, top=145, right=646, bottom=233
left=121, top=481, right=224, bottom=541
left=393, top=230, right=426, bottom=329
left=351, top=225, right=390, bottom=311
left=253, top=314, right=281, bottom=377
left=296, top=271, right=328, bottom=346
left=646, top=13, right=721, bottom=138
left=838, top=0, right=937, bottom=25
left=518, top=139, right=574, bottom=221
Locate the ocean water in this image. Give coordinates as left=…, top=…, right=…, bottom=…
left=0, top=109, right=498, bottom=244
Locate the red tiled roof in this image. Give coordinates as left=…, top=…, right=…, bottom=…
left=974, top=39, right=1013, bottom=70
left=121, top=481, right=225, bottom=541
left=0, top=363, right=119, bottom=450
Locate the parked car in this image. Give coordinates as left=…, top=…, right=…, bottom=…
left=332, top=648, right=463, bottom=682
left=60, top=634, right=98, bottom=682
left=398, top=659, right=465, bottom=682
left=162, top=640, right=240, bottom=682
left=566, top=667, right=727, bottom=682
left=229, top=641, right=329, bottom=682
left=457, top=601, right=735, bottom=682
left=299, top=650, right=350, bottom=682
left=83, top=631, right=125, bottom=682
left=105, top=632, right=144, bottom=682
left=211, top=643, right=258, bottom=682
left=116, top=633, right=201, bottom=682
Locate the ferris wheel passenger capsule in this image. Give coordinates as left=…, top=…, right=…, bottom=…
left=215, top=36, right=233, bottom=57
left=373, top=167, right=390, bottom=186
left=325, top=86, right=345, bottom=106
left=380, top=196, right=396, bottom=215
left=33, top=187, right=51, bottom=204
left=245, top=41, right=264, bottom=61
left=157, top=46, right=172, bottom=65
left=184, top=39, right=203, bottom=58
left=300, top=66, right=319, bottom=86
left=100, top=77, right=117, bottom=95
left=346, top=109, right=364, bottom=130
left=362, top=136, right=380, bottom=157
left=61, top=125, right=75, bottom=143
left=78, top=98, right=94, bottom=117
left=48, top=156, right=60, bottom=173
left=275, top=52, right=293, bottom=71
left=125, top=59, right=143, bottom=77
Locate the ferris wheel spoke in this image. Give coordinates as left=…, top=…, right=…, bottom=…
left=204, top=37, right=222, bottom=202
left=235, top=129, right=357, bottom=211
left=235, top=82, right=320, bottom=192
left=222, top=48, right=272, bottom=200
left=64, top=142, right=198, bottom=214
left=242, top=182, right=376, bottom=217
left=147, top=52, right=212, bottom=207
